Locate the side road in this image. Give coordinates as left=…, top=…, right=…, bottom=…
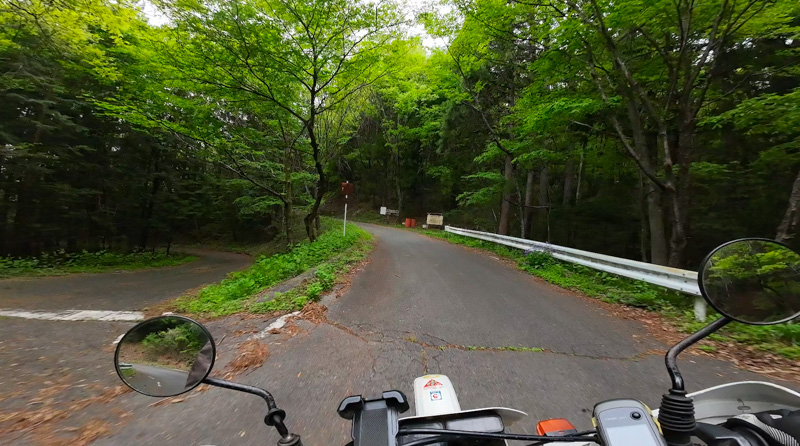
left=0, top=248, right=250, bottom=311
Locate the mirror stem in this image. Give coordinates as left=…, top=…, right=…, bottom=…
left=659, top=317, right=732, bottom=446
left=203, top=377, right=278, bottom=409
left=665, top=316, right=731, bottom=392
left=202, top=377, right=301, bottom=444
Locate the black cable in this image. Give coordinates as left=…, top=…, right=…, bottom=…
left=400, top=437, right=447, bottom=446
left=397, top=428, right=597, bottom=443
left=571, top=430, right=598, bottom=436
left=521, top=433, right=598, bottom=446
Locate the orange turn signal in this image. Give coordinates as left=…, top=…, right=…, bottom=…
left=536, top=418, right=578, bottom=436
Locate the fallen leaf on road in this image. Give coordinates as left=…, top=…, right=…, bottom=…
left=61, top=419, right=111, bottom=446
left=223, top=339, right=270, bottom=379
left=149, top=397, right=186, bottom=408
left=298, top=302, right=327, bottom=324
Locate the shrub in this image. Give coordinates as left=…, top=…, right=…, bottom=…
left=0, top=249, right=194, bottom=277
left=184, top=219, right=371, bottom=316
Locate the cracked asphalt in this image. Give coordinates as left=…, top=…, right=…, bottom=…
left=0, top=249, right=250, bottom=445
left=0, top=225, right=796, bottom=446
left=85, top=224, right=795, bottom=446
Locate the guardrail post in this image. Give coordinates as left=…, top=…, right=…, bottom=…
left=693, top=297, right=707, bottom=322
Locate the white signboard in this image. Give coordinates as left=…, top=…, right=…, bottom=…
left=380, top=206, right=387, bottom=215
left=427, top=214, right=444, bottom=226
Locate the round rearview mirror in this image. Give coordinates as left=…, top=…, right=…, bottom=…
left=114, top=315, right=216, bottom=397
left=699, top=238, right=800, bottom=325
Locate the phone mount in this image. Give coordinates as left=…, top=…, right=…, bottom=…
left=338, top=390, right=410, bottom=446
left=658, top=317, right=732, bottom=446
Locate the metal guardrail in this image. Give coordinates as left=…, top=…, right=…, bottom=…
left=444, top=226, right=708, bottom=321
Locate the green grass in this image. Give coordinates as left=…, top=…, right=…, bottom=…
left=179, top=218, right=372, bottom=316
left=416, top=228, right=800, bottom=360
left=0, top=249, right=196, bottom=278
left=466, top=345, right=544, bottom=352
left=248, top=232, right=372, bottom=313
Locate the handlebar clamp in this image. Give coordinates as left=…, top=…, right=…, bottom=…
left=338, top=391, right=410, bottom=446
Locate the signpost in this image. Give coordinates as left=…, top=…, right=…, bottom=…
left=341, top=181, right=355, bottom=236
left=426, top=213, right=444, bottom=228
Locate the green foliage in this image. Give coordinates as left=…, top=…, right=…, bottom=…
left=141, top=324, right=207, bottom=356
left=0, top=250, right=195, bottom=278
left=3, top=0, right=800, bottom=372
left=249, top=231, right=373, bottom=314
left=183, top=219, right=371, bottom=316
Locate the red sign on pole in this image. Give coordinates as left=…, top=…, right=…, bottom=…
left=341, top=182, right=355, bottom=196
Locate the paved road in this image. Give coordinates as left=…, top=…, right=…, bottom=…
left=0, top=248, right=251, bottom=311
left=123, top=364, right=192, bottom=396
left=89, top=224, right=795, bottom=446
left=0, top=249, right=250, bottom=445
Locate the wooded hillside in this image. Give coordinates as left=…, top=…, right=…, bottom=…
left=2, top=0, right=798, bottom=268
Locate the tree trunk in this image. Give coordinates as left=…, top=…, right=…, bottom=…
left=284, top=145, right=293, bottom=245
left=140, top=146, right=162, bottom=250
left=638, top=173, right=650, bottom=261
left=498, top=154, right=514, bottom=235
left=641, top=131, right=669, bottom=266
left=304, top=201, right=321, bottom=242
left=776, top=169, right=800, bottom=243
left=647, top=183, right=668, bottom=265
left=523, top=169, right=535, bottom=239
left=538, top=164, right=549, bottom=241
left=393, top=144, right=403, bottom=213
left=11, top=174, right=35, bottom=256
left=283, top=201, right=293, bottom=245
left=666, top=122, right=693, bottom=267
left=563, top=158, right=574, bottom=206
left=575, top=149, right=584, bottom=204
left=304, top=107, right=326, bottom=242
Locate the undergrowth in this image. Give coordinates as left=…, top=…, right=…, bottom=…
left=0, top=249, right=195, bottom=278
left=180, top=219, right=372, bottom=316
left=248, top=236, right=372, bottom=313
left=417, top=229, right=800, bottom=360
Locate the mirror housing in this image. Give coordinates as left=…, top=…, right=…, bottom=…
left=660, top=238, right=800, bottom=446
left=114, top=315, right=216, bottom=397
left=698, top=238, right=800, bottom=325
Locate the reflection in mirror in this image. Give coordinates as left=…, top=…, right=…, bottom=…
left=701, top=239, right=800, bottom=324
left=115, top=316, right=215, bottom=397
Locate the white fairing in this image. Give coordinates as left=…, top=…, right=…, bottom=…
left=414, top=374, right=462, bottom=416
left=547, top=382, right=800, bottom=446
left=652, top=381, right=800, bottom=424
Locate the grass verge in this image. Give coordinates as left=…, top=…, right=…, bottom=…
left=0, top=250, right=196, bottom=278
left=178, top=218, right=372, bottom=317
left=415, top=228, right=800, bottom=360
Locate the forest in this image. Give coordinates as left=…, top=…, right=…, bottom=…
left=1, top=0, right=799, bottom=269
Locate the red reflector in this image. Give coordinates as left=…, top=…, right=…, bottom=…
left=536, top=418, right=578, bottom=436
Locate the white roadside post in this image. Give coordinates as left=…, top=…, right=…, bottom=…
left=694, top=297, right=707, bottom=322
left=341, top=181, right=353, bottom=237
